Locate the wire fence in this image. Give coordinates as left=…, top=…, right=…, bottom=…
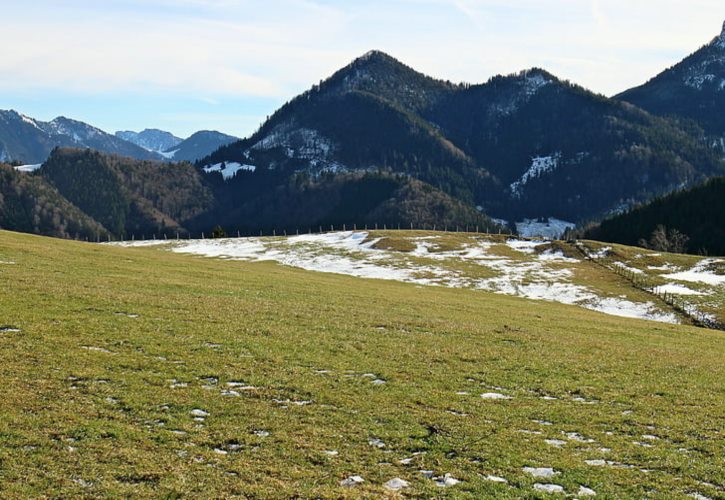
left=96, top=222, right=516, bottom=244
left=573, top=241, right=723, bottom=331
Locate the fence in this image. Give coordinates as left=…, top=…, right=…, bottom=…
left=573, top=241, right=723, bottom=331
left=94, top=222, right=516, bottom=244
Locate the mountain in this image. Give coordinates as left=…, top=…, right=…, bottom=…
left=39, top=148, right=214, bottom=237
left=193, top=170, right=500, bottom=234
left=165, top=130, right=238, bottom=163
left=115, top=128, right=182, bottom=154
left=0, top=162, right=107, bottom=239
left=3, top=147, right=488, bottom=239
left=618, top=21, right=725, bottom=150
left=0, top=110, right=162, bottom=164
left=201, top=51, right=724, bottom=225
left=579, top=176, right=725, bottom=256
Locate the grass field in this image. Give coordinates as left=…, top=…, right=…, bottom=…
left=0, top=229, right=723, bottom=498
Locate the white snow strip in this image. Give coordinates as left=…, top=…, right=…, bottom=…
left=202, top=162, right=256, bottom=180
left=652, top=283, right=707, bottom=296
left=510, top=154, right=561, bottom=198
left=13, top=164, right=42, bottom=173
left=111, top=232, right=680, bottom=324
left=663, top=259, right=725, bottom=286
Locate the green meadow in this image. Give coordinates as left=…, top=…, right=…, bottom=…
left=0, top=230, right=723, bottom=498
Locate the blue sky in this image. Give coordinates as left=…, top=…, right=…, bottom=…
left=1, top=0, right=724, bottom=138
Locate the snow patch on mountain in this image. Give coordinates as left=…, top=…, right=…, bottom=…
left=116, top=129, right=182, bottom=153
left=202, top=162, right=256, bottom=180
left=14, top=164, right=43, bottom=173
left=516, top=218, right=575, bottom=239
left=41, top=118, right=101, bottom=143
left=523, top=72, right=552, bottom=96
left=19, top=113, right=42, bottom=130
left=510, top=153, right=561, bottom=197
left=252, top=124, right=336, bottom=161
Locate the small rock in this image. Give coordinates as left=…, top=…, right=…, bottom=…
left=340, top=475, right=364, bottom=487
left=578, top=485, right=597, bottom=496
left=523, top=467, right=558, bottom=478
left=368, top=438, right=385, bottom=448
left=384, top=478, right=409, bottom=491
left=434, top=473, right=460, bottom=487
left=534, top=483, right=564, bottom=493
left=481, top=392, right=512, bottom=400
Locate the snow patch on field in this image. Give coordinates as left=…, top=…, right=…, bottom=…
left=652, top=283, right=707, bottom=296
left=663, top=259, right=725, bottom=286
left=113, top=232, right=679, bottom=324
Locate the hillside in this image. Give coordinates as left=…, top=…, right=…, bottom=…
left=0, top=229, right=723, bottom=497
left=580, top=177, right=725, bottom=256
left=618, top=21, right=725, bottom=148
left=3, top=148, right=500, bottom=239
left=0, top=110, right=162, bottom=164
left=197, top=168, right=499, bottom=235
left=202, top=52, right=724, bottom=225
left=39, top=148, right=214, bottom=238
left=0, top=164, right=107, bottom=239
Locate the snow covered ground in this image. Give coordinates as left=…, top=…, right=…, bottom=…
left=114, top=232, right=679, bottom=324
left=13, top=164, right=43, bottom=173
left=202, top=162, right=256, bottom=180
left=663, top=259, right=725, bottom=286
left=515, top=218, right=575, bottom=239
left=510, top=154, right=561, bottom=198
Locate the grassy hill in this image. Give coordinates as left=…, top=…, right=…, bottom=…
left=0, top=230, right=723, bottom=497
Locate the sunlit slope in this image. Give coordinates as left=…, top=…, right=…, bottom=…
left=0, top=230, right=723, bottom=498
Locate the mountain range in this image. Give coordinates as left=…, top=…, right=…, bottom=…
left=3, top=21, right=725, bottom=249
left=618, top=21, right=725, bottom=152
left=0, top=111, right=237, bottom=164
left=202, top=49, right=724, bottom=227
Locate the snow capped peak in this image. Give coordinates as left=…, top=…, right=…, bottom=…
left=717, top=20, right=725, bottom=48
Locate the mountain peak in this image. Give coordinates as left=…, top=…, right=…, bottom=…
left=713, top=20, right=725, bottom=48
left=357, top=49, right=393, bottom=62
